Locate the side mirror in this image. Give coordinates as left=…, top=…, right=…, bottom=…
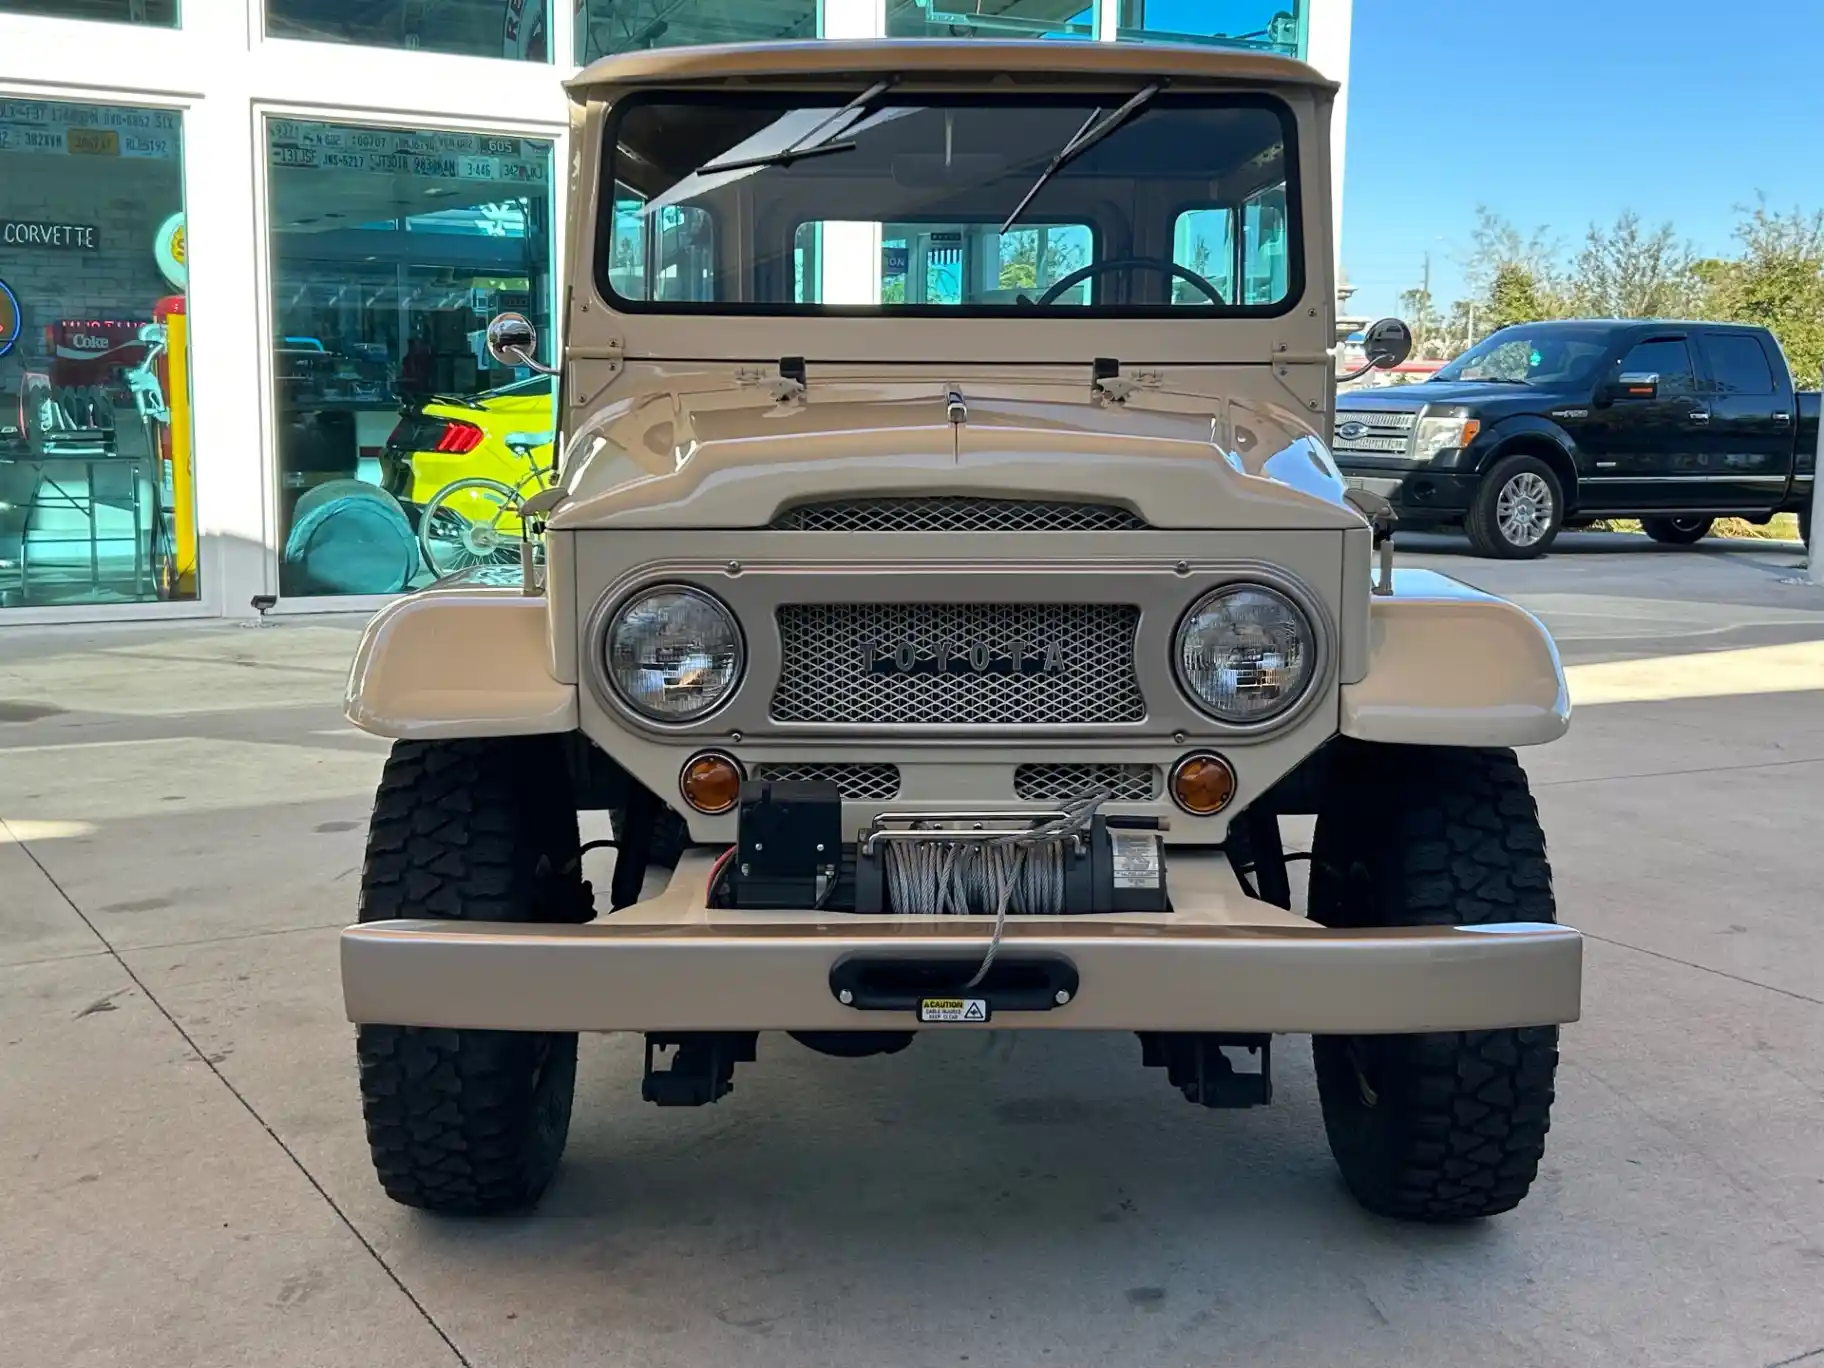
left=485, top=312, right=556, bottom=375
left=1337, top=317, right=1414, bottom=383
left=1614, top=371, right=1660, bottom=401
left=1363, top=316, right=1414, bottom=370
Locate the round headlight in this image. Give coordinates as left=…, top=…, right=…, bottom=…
left=1175, top=583, right=1317, bottom=725
left=606, top=586, right=743, bottom=721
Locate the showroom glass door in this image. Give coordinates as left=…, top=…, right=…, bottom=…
left=0, top=96, right=196, bottom=610
left=263, top=118, right=557, bottom=598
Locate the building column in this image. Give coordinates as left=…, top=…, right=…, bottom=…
left=1302, top=0, right=1353, bottom=272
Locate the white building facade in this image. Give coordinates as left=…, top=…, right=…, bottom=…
left=0, top=0, right=1352, bottom=622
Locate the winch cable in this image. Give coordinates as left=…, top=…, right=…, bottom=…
left=881, top=790, right=1108, bottom=990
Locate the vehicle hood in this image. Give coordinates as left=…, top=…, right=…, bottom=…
left=1338, top=380, right=1540, bottom=411
left=546, top=368, right=1365, bottom=533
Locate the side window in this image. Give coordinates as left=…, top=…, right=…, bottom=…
left=1702, top=334, right=1776, bottom=394
left=1171, top=208, right=1236, bottom=305
left=1617, top=338, right=1696, bottom=394
left=605, top=185, right=714, bottom=302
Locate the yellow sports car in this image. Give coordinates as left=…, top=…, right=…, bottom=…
left=381, top=375, right=557, bottom=576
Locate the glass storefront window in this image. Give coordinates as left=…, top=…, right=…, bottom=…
left=1116, top=1, right=1304, bottom=56
left=264, top=119, right=556, bottom=597
left=0, top=0, right=177, bottom=24
left=886, top=0, right=1094, bottom=41
left=267, top=0, right=550, bottom=61
left=1, top=99, right=195, bottom=610
left=577, top=0, right=817, bottom=63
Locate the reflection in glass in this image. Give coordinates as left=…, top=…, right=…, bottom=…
left=1, top=98, right=194, bottom=609
left=600, top=93, right=1295, bottom=315
left=0, top=0, right=177, bottom=24
left=885, top=0, right=1094, bottom=41
left=267, top=0, right=549, bottom=61
left=576, top=0, right=816, bottom=63
left=1116, top=0, right=1304, bottom=56
left=264, top=118, right=556, bottom=597
left=795, top=223, right=1095, bottom=306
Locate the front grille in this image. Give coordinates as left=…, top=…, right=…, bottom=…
left=751, top=762, right=902, bottom=801
left=1333, top=409, right=1417, bottom=457
left=771, top=498, right=1149, bottom=533
left=772, top=603, right=1145, bottom=727
left=1014, top=763, right=1161, bottom=803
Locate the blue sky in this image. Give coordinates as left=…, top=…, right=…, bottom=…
left=1340, top=0, right=1824, bottom=320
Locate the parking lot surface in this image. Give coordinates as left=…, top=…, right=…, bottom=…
left=3, top=530, right=1823, bottom=1368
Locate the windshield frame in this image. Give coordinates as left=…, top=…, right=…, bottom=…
left=594, top=87, right=1305, bottom=321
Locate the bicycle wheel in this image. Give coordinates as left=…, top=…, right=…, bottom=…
left=418, top=478, right=524, bottom=578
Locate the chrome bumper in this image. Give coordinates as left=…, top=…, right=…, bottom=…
left=341, top=853, right=1581, bottom=1036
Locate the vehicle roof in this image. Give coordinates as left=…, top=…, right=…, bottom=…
left=568, top=38, right=1335, bottom=97
left=1493, top=318, right=1767, bottom=334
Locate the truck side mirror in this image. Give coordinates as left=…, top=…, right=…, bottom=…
left=1363, top=316, right=1414, bottom=370
left=486, top=312, right=558, bottom=376
left=1337, top=317, right=1413, bottom=383
left=1614, top=371, right=1659, bottom=400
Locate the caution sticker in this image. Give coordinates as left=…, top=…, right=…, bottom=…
left=1110, top=830, right=1162, bottom=890
left=919, top=997, right=991, bottom=1024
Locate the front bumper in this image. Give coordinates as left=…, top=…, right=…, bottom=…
left=1340, top=467, right=1481, bottom=521
left=341, top=852, right=1582, bottom=1036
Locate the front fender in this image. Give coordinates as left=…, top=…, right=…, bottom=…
left=345, top=589, right=577, bottom=740
left=1340, top=569, right=1569, bottom=748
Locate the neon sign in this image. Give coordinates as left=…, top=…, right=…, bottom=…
left=0, top=278, right=20, bottom=359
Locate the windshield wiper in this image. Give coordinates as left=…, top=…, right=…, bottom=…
left=999, top=80, right=1165, bottom=234
left=697, top=77, right=897, bottom=176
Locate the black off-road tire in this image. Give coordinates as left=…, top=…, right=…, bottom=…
left=1641, top=515, right=1713, bottom=545
left=356, top=735, right=591, bottom=1214
left=1800, top=505, right=1813, bottom=549
left=1465, top=453, right=1564, bottom=559
left=1308, top=742, right=1560, bottom=1222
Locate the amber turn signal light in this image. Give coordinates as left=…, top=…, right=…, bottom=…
left=680, top=752, right=744, bottom=815
left=1170, top=752, right=1236, bottom=816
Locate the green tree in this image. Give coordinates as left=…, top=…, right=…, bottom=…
left=1699, top=201, right=1824, bottom=383
left=1397, top=284, right=1448, bottom=359
left=1566, top=210, right=1699, bottom=318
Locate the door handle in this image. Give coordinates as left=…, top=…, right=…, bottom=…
left=1774, top=412, right=1792, bottom=424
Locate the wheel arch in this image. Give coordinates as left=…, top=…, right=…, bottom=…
left=1481, top=424, right=1580, bottom=512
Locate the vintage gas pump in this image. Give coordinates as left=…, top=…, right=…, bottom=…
left=152, top=294, right=196, bottom=597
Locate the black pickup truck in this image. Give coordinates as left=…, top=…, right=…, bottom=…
left=1332, top=319, right=1819, bottom=557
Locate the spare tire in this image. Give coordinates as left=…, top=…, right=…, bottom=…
left=282, top=479, right=418, bottom=596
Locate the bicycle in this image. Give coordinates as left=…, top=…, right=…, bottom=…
left=416, top=429, right=557, bottom=578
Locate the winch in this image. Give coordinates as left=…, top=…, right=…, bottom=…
left=719, top=780, right=1169, bottom=917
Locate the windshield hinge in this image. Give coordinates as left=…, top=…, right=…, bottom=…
left=1091, top=357, right=1160, bottom=405
left=737, top=357, right=807, bottom=403
left=774, top=355, right=808, bottom=403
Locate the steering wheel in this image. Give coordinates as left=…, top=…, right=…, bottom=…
left=1032, top=256, right=1226, bottom=307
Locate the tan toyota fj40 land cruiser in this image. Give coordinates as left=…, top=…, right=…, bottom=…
left=341, top=39, right=1579, bottom=1222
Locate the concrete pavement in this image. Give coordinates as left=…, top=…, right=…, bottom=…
left=3, top=530, right=1823, bottom=1368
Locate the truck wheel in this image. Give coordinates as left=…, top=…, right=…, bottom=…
left=1465, top=454, right=1564, bottom=559
left=356, top=736, right=591, bottom=1214
left=1308, top=741, right=1560, bottom=1221
left=1802, top=506, right=1813, bottom=548
left=1641, top=516, right=1713, bottom=545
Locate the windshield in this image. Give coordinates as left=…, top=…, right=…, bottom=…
left=1433, top=327, right=1610, bottom=385
left=597, top=90, right=1300, bottom=316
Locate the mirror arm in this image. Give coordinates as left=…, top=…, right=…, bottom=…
left=507, top=346, right=560, bottom=377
